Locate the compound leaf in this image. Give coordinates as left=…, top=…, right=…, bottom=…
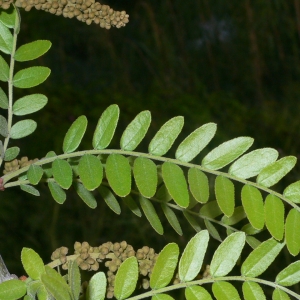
left=13, top=94, right=48, bottom=116
left=188, top=168, right=209, bottom=203
left=14, top=40, right=51, bottom=62
left=13, top=67, right=51, bottom=88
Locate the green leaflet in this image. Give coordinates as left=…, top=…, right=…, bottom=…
left=106, top=154, right=131, bottom=197
left=26, top=280, right=42, bottom=299
left=0, top=279, right=26, bottom=300
left=285, top=208, right=300, bottom=256
left=155, top=184, right=172, bottom=202
left=210, top=232, right=245, bottom=277
left=183, top=211, right=201, bottom=232
left=148, top=116, right=184, bottom=156
left=21, top=248, right=45, bottom=280
left=200, top=200, right=222, bottom=219
left=175, top=122, right=217, bottom=162
left=272, top=289, right=291, bottom=300
left=74, top=182, right=97, bottom=208
left=204, top=219, right=222, bottom=242
left=93, top=104, right=119, bottom=150
left=14, top=40, right=52, bottom=62
left=241, top=223, right=262, bottom=236
left=246, top=236, right=261, bottom=249
left=188, top=168, right=209, bottom=203
left=212, top=281, right=241, bottom=300
left=0, top=55, right=9, bottom=82
left=202, top=137, right=254, bottom=170
left=122, top=195, right=142, bottom=217
left=48, top=181, right=66, bottom=204
left=78, top=154, right=103, bottom=191
left=257, top=156, right=297, bottom=188
left=20, top=184, right=40, bottom=196
left=283, top=181, right=300, bottom=203
left=242, top=282, right=266, bottom=300
left=229, top=148, right=278, bottom=179
left=0, top=6, right=17, bottom=28
left=68, top=260, right=81, bottom=300
left=98, top=185, right=121, bottom=214
left=86, top=272, right=106, bottom=300
left=43, top=150, right=56, bottom=178
left=0, top=21, right=13, bottom=54
left=162, top=162, right=189, bottom=208
left=161, top=204, right=182, bottom=235
left=63, top=115, right=87, bottom=153
left=10, top=119, right=37, bottom=139
left=185, top=286, right=213, bottom=300
left=13, top=67, right=51, bottom=88
left=241, top=185, right=264, bottom=230
left=152, top=295, right=174, bottom=300
left=114, top=257, right=138, bottom=300
left=264, top=194, right=284, bottom=241
left=52, top=159, right=73, bottom=189
left=27, top=164, right=43, bottom=185
left=4, top=146, right=19, bottom=161
left=133, top=157, right=157, bottom=198
left=215, top=175, right=235, bottom=217
left=150, top=243, right=179, bottom=289
left=241, top=238, right=285, bottom=277
left=139, top=196, right=163, bottom=235
left=221, top=206, right=246, bottom=225
left=13, top=94, right=48, bottom=116
left=276, top=261, right=300, bottom=286
left=0, top=87, right=8, bottom=109
left=0, top=115, right=8, bottom=137
left=120, top=110, right=151, bottom=151
left=179, top=230, right=209, bottom=282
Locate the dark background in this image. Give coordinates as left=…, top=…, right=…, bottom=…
left=1, top=0, right=300, bottom=297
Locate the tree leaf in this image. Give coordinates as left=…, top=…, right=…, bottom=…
left=14, top=40, right=51, bottom=62
left=4, top=146, right=19, bottom=161
left=86, top=272, right=106, bottom=300
left=229, top=148, right=278, bottom=179
left=0, top=115, right=8, bottom=137
left=241, top=185, right=264, bottom=230
left=179, top=230, right=209, bottom=281
left=285, top=208, right=300, bottom=256
left=161, top=204, right=182, bottom=235
left=10, top=119, right=37, bottom=139
left=183, top=211, right=202, bottom=232
left=212, top=281, right=241, bottom=300
left=93, top=104, right=119, bottom=150
left=275, top=261, right=300, bottom=286
left=185, top=286, right=213, bottom=300
left=188, top=168, right=209, bottom=203
left=48, top=181, right=66, bottom=204
left=283, top=181, right=300, bottom=203
left=139, top=196, right=163, bottom=235
left=221, top=206, right=246, bottom=225
left=0, top=87, right=8, bottom=109
left=106, top=154, right=131, bottom=197
left=264, top=194, right=284, bottom=241
left=162, top=162, right=189, bottom=208
left=13, top=94, right=48, bottom=116
left=74, top=182, right=97, bottom=208
left=68, top=260, right=81, bottom=300
left=63, top=115, right=87, bottom=153
left=204, top=219, right=222, bottom=242
left=114, top=257, right=138, bottom=300
left=122, top=195, right=142, bottom=217
left=0, top=55, right=9, bottom=82
left=175, top=122, right=217, bottom=162
left=257, top=156, right=297, bottom=188
left=148, top=116, right=184, bottom=156
left=133, top=157, right=157, bottom=198
left=98, top=185, right=121, bottom=214
left=210, top=232, right=245, bottom=277
left=13, top=67, right=51, bottom=88
left=241, top=238, right=285, bottom=277
left=120, top=110, right=151, bottom=150
left=0, top=21, right=12, bottom=54
left=272, top=289, right=291, bottom=300
left=200, top=200, right=222, bottom=219
left=215, top=175, right=235, bottom=217
left=20, top=184, right=40, bottom=196
left=202, top=137, right=254, bottom=170
left=246, top=236, right=261, bottom=249
left=27, top=164, right=43, bottom=185
left=150, top=243, right=179, bottom=289
left=0, top=279, right=26, bottom=300
left=242, top=282, right=266, bottom=300
left=52, top=159, right=73, bottom=189
left=21, top=248, right=45, bottom=280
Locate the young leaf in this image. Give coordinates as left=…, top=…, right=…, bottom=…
left=241, top=185, right=264, bottom=230
left=133, top=157, right=157, bottom=198
left=185, top=286, right=213, bottom=300
left=106, top=154, right=131, bottom=197
left=120, top=110, right=151, bottom=151
left=200, top=200, right=222, bottom=219
left=162, top=162, right=189, bottom=208
left=161, top=204, right=182, bottom=235
left=13, top=67, right=51, bottom=88
left=264, top=194, right=284, bottom=241
left=215, top=175, right=235, bottom=217
left=242, top=282, right=266, bottom=300
left=175, top=122, right=217, bottom=162
left=21, top=248, right=45, bottom=280
left=93, top=104, right=119, bottom=150
left=148, top=116, right=184, bottom=156
left=188, top=168, right=209, bottom=203
left=52, top=159, right=73, bottom=189
left=283, top=181, right=300, bottom=203
left=68, top=260, right=81, bottom=300
left=0, top=21, right=12, bottom=54
left=204, top=219, right=222, bottom=242
left=4, top=146, right=19, bottom=161
left=0, top=55, right=9, bottom=82
left=114, top=257, right=138, bottom=300
left=257, top=156, right=297, bottom=188
left=63, top=115, right=87, bottom=153
left=229, top=148, right=278, bottom=179
left=48, top=181, right=66, bottom=204
left=0, top=115, right=8, bottom=137
left=0, top=279, right=26, bottom=300
left=202, top=137, right=254, bottom=170
left=20, top=184, right=40, bottom=196
left=272, top=289, right=291, bottom=300
left=74, top=182, right=97, bottom=208
left=212, top=281, right=241, bottom=300
left=86, top=272, right=106, bottom=300
left=275, top=261, right=300, bottom=286
left=285, top=208, right=300, bottom=256
left=210, top=232, right=245, bottom=277
left=0, top=6, right=16, bottom=28
left=122, top=195, right=142, bottom=217
left=241, top=238, right=285, bottom=277
left=27, top=164, right=43, bottom=185
left=10, top=119, right=37, bottom=139
left=0, top=87, right=8, bottom=109
left=13, top=94, right=48, bottom=116
left=139, top=196, right=163, bottom=235
left=98, top=185, right=121, bottom=214
left=150, top=243, right=179, bottom=289
left=183, top=211, right=202, bottom=232
left=179, top=230, right=209, bottom=282
left=221, top=206, right=246, bottom=225
left=14, top=40, right=52, bottom=62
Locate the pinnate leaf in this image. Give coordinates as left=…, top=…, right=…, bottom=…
left=13, top=94, right=48, bottom=116
left=14, top=40, right=51, bottom=62
left=285, top=208, right=300, bottom=256
left=48, top=181, right=66, bottom=204
left=242, top=282, right=266, bottom=300
left=284, top=181, right=300, bottom=203
left=74, top=182, right=97, bottom=208
left=10, top=119, right=37, bottom=139
left=86, top=272, right=106, bottom=300
left=0, top=279, right=26, bottom=300
left=185, top=286, right=213, bottom=300
left=212, top=281, right=241, bottom=300
left=188, top=168, right=209, bottom=203
left=0, top=55, right=9, bottom=82
left=98, top=185, right=121, bottom=214
left=21, top=248, right=45, bottom=280
left=0, top=21, right=12, bottom=54
left=52, top=159, right=73, bottom=189
left=13, top=67, right=51, bottom=88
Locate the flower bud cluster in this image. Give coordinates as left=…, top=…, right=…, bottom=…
left=0, top=0, right=13, bottom=9
left=3, top=157, right=39, bottom=174
left=51, top=246, right=68, bottom=265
